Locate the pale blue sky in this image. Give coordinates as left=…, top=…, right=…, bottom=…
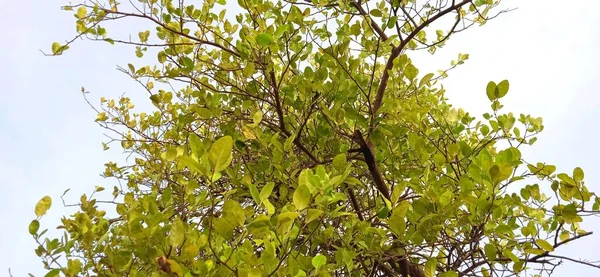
left=1, top=0, right=599, bottom=276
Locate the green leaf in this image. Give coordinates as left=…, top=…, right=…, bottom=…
left=35, top=196, right=52, bottom=217
left=178, top=155, right=204, bottom=175
left=158, top=51, right=167, bottom=63
left=404, top=63, right=419, bottom=80
left=438, top=190, right=453, bottom=206
left=51, top=42, right=61, bottom=54
left=387, top=210, right=406, bottom=238
left=138, top=30, right=150, bottom=42
left=29, top=220, right=40, bottom=235
left=44, top=269, right=60, bottom=277
left=332, top=153, right=346, bottom=171
left=189, top=134, right=204, bottom=157
left=243, top=62, right=256, bottom=77
left=439, top=271, right=459, bottom=277
left=163, top=147, right=178, bottom=161
left=263, top=199, right=275, bottom=214
left=256, top=33, right=273, bottom=46
left=484, top=243, right=497, bottom=260
left=223, top=200, right=246, bottom=227
left=260, top=182, right=275, bottom=202
left=253, top=110, right=263, bottom=126
left=312, top=254, right=327, bottom=269
left=370, top=9, right=383, bottom=17
left=497, top=80, right=509, bottom=98
left=424, top=258, right=436, bottom=277
left=495, top=224, right=512, bottom=235
left=387, top=16, right=398, bottom=29
left=209, top=136, right=233, bottom=172
left=293, top=185, right=311, bottom=210
left=535, top=239, right=554, bottom=251
left=486, top=81, right=497, bottom=101
left=573, top=167, right=584, bottom=182
left=248, top=268, right=262, bottom=277
left=249, top=183, right=260, bottom=204
left=306, top=209, right=323, bottom=223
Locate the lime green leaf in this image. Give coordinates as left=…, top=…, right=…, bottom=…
left=312, top=254, right=327, bottom=269
left=29, top=220, right=40, bottom=235
left=293, top=185, right=311, bottom=210
left=35, top=196, right=52, bottom=217
left=535, top=239, right=554, bottom=251
left=209, top=136, right=233, bottom=172
left=256, top=33, right=273, bottom=46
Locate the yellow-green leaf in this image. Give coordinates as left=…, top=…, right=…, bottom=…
left=306, top=209, right=323, bottom=223
left=253, top=110, right=263, bottom=126
left=209, top=136, right=233, bottom=172
left=51, top=42, right=61, bottom=54
left=332, top=153, right=346, bottom=171
left=424, top=258, right=436, bottom=277
left=573, top=167, right=584, bottom=182
left=260, top=182, right=274, bottom=202
left=169, top=218, right=185, bottom=246
left=76, top=6, right=87, bottom=19
left=293, top=184, right=310, bottom=210
left=535, top=239, right=554, bottom=252
left=35, top=196, right=52, bottom=217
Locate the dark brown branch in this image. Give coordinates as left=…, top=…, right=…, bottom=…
left=351, top=130, right=390, bottom=200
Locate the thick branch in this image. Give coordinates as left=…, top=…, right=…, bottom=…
left=352, top=130, right=390, bottom=199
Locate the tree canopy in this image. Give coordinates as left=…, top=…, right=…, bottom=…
left=30, top=0, right=600, bottom=276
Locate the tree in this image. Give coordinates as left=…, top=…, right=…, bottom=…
left=29, top=0, right=600, bottom=276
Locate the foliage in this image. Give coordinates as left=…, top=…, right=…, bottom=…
left=31, top=0, right=600, bottom=276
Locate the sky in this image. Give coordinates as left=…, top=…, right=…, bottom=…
left=0, top=0, right=599, bottom=276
